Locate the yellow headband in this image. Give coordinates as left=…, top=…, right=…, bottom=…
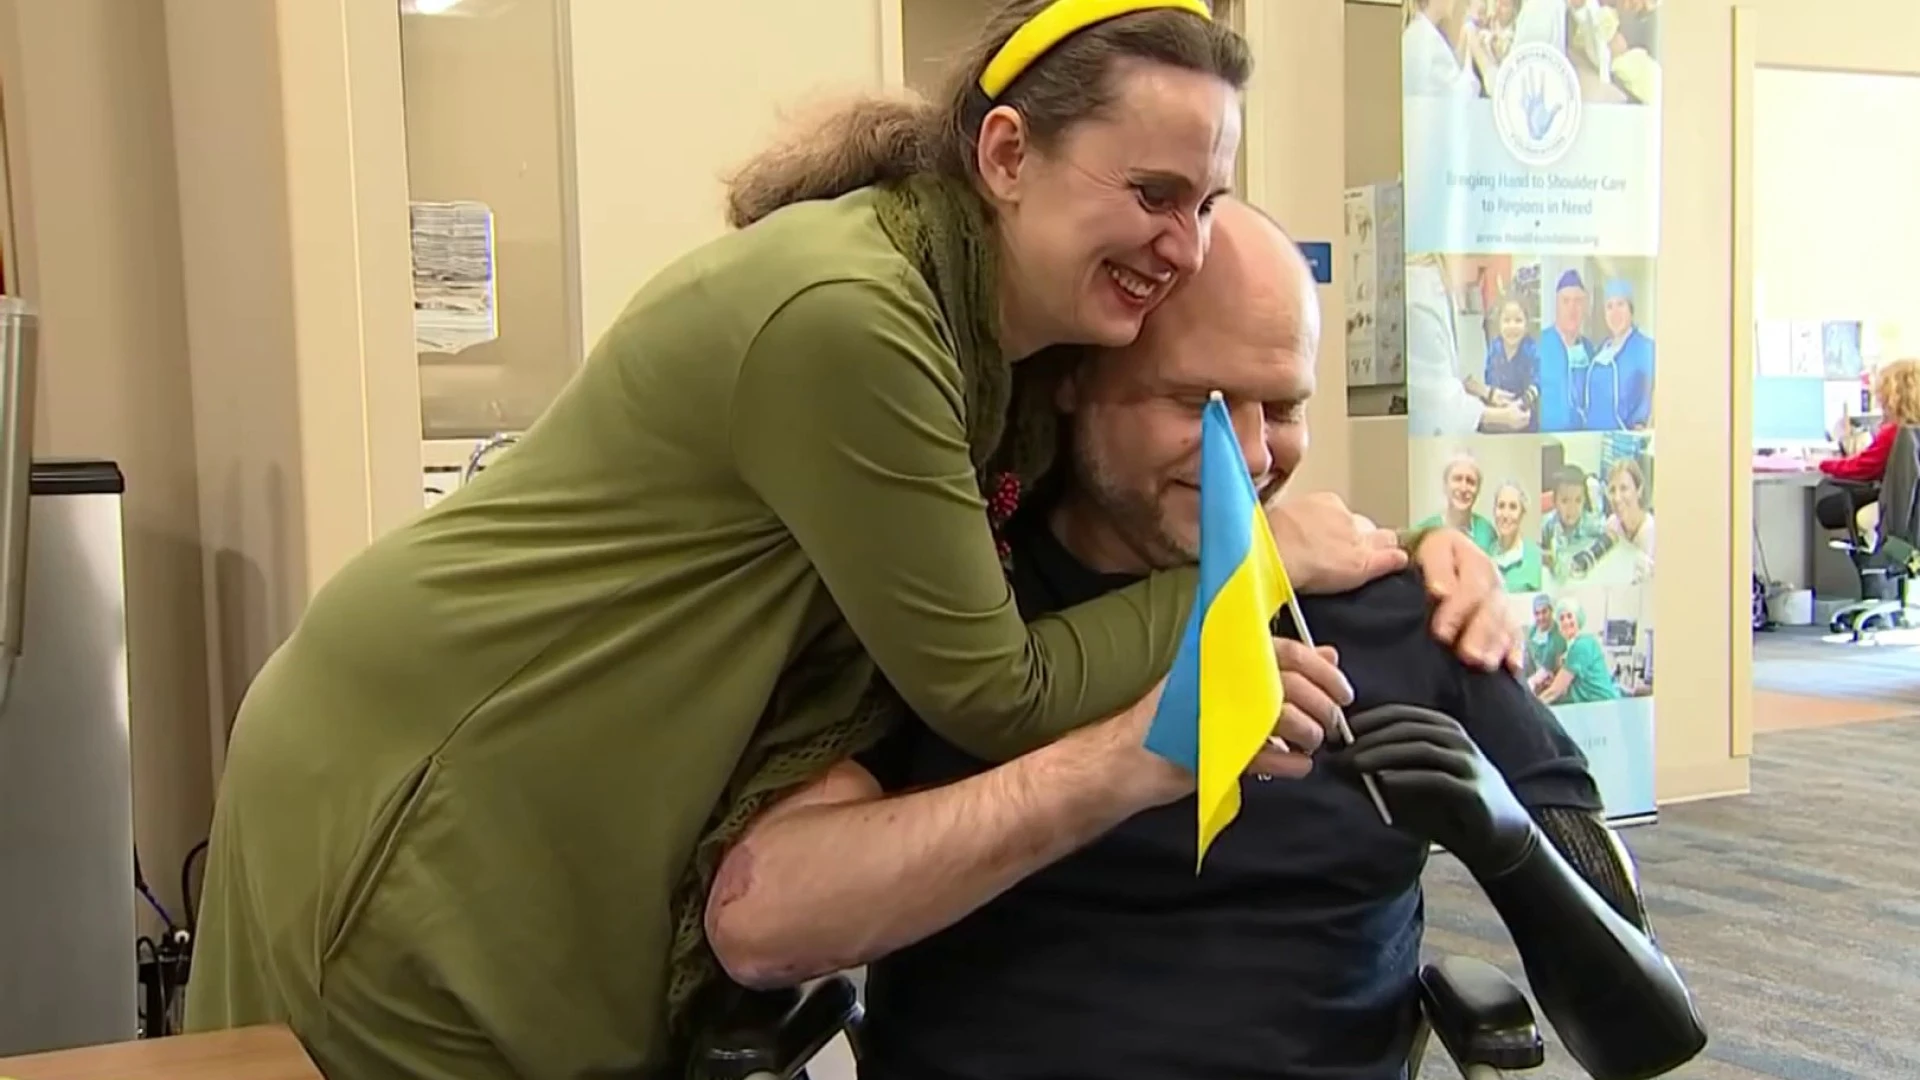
left=977, top=0, right=1214, bottom=101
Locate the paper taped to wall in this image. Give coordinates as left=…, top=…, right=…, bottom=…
left=411, top=200, right=498, bottom=355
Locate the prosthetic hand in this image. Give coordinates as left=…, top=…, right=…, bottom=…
left=1332, top=705, right=1707, bottom=1080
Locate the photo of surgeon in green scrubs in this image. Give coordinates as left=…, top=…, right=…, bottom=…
left=1538, top=596, right=1626, bottom=705
left=1490, top=479, right=1545, bottom=591
left=1417, top=451, right=1500, bottom=552
left=1510, top=586, right=1649, bottom=704
left=1523, top=593, right=1566, bottom=695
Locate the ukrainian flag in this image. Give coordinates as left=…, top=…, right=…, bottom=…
left=1144, top=393, right=1293, bottom=869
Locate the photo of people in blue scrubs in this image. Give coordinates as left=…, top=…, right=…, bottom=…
left=1510, top=584, right=1652, bottom=703
left=1538, top=256, right=1657, bottom=432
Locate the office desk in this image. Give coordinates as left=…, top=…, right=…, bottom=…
left=0, top=1026, right=319, bottom=1080
left=1753, top=465, right=1858, bottom=605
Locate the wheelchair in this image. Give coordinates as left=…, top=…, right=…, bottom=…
left=694, top=954, right=1547, bottom=1080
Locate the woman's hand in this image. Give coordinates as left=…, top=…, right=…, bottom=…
left=1414, top=528, right=1519, bottom=673
left=1249, top=640, right=1353, bottom=780
left=1265, top=492, right=1409, bottom=596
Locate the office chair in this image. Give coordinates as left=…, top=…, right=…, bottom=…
left=692, top=954, right=1546, bottom=1080
left=1827, top=426, right=1920, bottom=641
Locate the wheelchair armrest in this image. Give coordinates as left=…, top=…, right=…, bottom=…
left=1419, top=956, right=1545, bottom=1073
left=696, top=975, right=863, bottom=1080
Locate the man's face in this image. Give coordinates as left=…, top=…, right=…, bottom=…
left=1445, top=462, right=1481, bottom=512
left=1555, top=285, right=1588, bottom=338
left=1056, top=259, right=1317, bottom=571
left=1534, top=606, right=1554, bottom=631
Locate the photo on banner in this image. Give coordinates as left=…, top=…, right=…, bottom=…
left=1401, top=0, right=1662, bottom=821
left=1537, top=255, right=1656, bottom=432
left=1401, top=0, right=1663, bottom=257
left=1506, top=581, right=1658, bottom=817
left=1410, top=434, right=1548, bottom=591
left=1405, top=252, right=1544, bottom=438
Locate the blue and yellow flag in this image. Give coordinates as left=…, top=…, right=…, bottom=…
left=1144, top=393, right=1295, bottom=869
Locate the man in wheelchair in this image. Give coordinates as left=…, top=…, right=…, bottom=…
left=702, top=201, right=1705, bottom=1080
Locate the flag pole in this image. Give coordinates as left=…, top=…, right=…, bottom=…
left=1218, top=391, right=1395, bottom=827
left=1276, top=600, right=1394, bottom=827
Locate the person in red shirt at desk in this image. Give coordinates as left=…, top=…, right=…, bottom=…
left=1817, top=357, right=1920, bottom=530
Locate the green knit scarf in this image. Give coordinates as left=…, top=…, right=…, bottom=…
left=665, top=174, right=1060, bottom=1074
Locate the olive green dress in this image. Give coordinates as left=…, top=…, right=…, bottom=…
left=184, top=187, right=1193, bottom=1080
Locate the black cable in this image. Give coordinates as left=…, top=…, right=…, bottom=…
left=137, top=935, right=162, bottom=1038
left=182, top=839, right=210, bottom=932
left=133, top=849, right=180, bottom=934
left=131, top=844, right=208, bottom=1037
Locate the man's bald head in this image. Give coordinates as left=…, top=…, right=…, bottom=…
left=1047, top=199, right=1324, bottom=573
left=1134, top=198, right=1322, bottom=366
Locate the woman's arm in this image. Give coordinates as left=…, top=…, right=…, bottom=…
left=1820, top=423, right=1896, bottom=481
left=732, top=279, right=1195, bottom=761
left=1539, top=666, right=1573, bottom=704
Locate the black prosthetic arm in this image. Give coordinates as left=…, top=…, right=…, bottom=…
left=1334, top=706, right=1706, bottom=1080
left=1473, top=815, right=1707, bottom=1080
left=1535, top=805, right=1653, bottom=932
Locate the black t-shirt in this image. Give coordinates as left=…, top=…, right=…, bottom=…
left=855, top=510, right=1601, bottom=1080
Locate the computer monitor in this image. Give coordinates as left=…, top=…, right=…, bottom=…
left=1752, top=376, right=1834, bottom=450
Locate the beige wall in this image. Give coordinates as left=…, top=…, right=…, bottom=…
left=403, top=0, right=581, bottom=439
left=0, top=0, right=420, bottom=921
left=1243, top=0, right=1352, bottom=500
left=1344, top=0, right=1402, bottom=189
left=901, top=0, right=992, bottom=92
left=1748, top=49, right=1920, bottom=326
left=1656, top=0, right=1746, bottom=801
left=567, top=0, right=889, bottom=347
left=1745, top=0, right=1920, bottom=74
left=0, top=0, right=211, bottom=921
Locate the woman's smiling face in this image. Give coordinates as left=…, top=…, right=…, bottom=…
left=1493, top=484, right=1525, bottom=540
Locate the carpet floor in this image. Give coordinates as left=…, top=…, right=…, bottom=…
left=1419, top=715, right=1920, bottom=1079
left=1753, top=626, right=1920, bottom=706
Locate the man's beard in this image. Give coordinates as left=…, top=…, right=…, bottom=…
left=1072, top=433, right=1289, bottom=570
left=1074, top=442, right=1195, bottom=570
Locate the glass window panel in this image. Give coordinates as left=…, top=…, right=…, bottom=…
left=400, top=0, right=580, bottom=440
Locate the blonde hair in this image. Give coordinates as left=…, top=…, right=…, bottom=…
left=1442, top=450, right=1483, bottom=487
left=1606, top=457, right=1645, bottom=493
left=1874, top=358, right=1920, bottom=426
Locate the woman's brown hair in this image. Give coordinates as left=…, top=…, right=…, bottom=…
left=723, top=0, right=1252, bottom=228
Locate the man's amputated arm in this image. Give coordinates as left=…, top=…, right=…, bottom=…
left=705, top=712, right=1184, bottom=990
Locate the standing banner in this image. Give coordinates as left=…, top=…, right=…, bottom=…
left=1399, top=0, right=1662, bottom=820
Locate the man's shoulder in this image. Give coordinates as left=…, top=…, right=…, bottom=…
left=1292, top=568, right=1434, bottom=641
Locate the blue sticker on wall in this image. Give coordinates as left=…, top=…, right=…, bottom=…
left=1296, top=241, right=1333, bottom=285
